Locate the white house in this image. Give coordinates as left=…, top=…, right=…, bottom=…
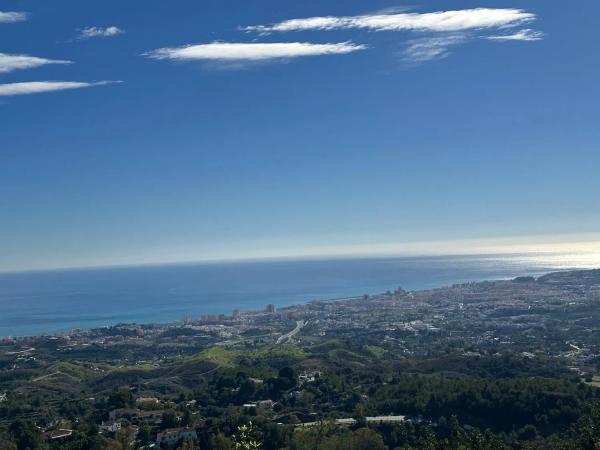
left=99, top=421, right=122, bottom=433
left=156, top=427, right=197, bottom=445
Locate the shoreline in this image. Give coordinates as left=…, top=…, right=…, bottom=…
left=0, top=268, right=563, bottom=342
left=2, top=250, right=596, bottom=339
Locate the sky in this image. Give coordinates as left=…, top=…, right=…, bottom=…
left=1, top=0, right=599, bottom=272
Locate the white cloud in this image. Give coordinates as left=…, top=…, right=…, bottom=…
left=144, top=41, right=366, bottom=62
left=244, top=8, right=535, bottom=34
left=0, top=53, right=72, bottom=74
left=78, top=26, right=124, bottom=39
left=0, top=80, right=121, bottom=96
left=402, top=35, right=467, bottom=64
left=486, top=29, right=544, bottom=42
left=0, top=11, right=28, bottom=23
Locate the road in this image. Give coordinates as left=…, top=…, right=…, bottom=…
left=276, top=320, right=306, bottom=344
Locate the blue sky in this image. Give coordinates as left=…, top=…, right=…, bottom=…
left=1, top=0, right=599, bottom=271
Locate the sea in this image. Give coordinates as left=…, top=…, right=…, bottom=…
left=1, top=252, right=599, bottom=338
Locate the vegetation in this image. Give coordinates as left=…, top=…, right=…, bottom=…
left=3, top=270, right=600, bottom=448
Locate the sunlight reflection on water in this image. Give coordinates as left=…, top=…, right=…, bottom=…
left=490, top=251, right=600, bottom=270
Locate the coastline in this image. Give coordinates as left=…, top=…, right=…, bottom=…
left=0, top=268, right=568, bottom=342
left=2, top=252, right=595, bottom=339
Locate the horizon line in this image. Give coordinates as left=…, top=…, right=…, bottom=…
left=2, top=232, right=600, bottom=275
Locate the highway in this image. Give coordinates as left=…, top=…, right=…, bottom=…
left=276, top=320, right=306, bottom=344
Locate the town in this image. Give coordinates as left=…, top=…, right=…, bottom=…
left=2, top=269, right=600, bottom=448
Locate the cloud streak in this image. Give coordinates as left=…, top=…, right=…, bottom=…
left=243, top=8, right=535, bottom=34
left=0, top=11, right=28, bottom=23
left=0, top=53, right=72, bottom=74
left=402, top=35, right=467, bottom=64
left=78, top=26, right=124, bottom=39
left=486, top=29, right=544, bottom=42
left=0, top=81, right=121, bottom=97
left=144, top=41, right=366, bottom=62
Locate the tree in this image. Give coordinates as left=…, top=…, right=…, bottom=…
left=278, top=367, right=297, bottom=390
left=418, top=425, right=438, bottom=450
left=0, top=440, right=17, bottom=450
left=138, top=422, right=151, bottom=446
left=448, top=415, right=468, bottom=450
left=181, top=409, right=193, bottom=427
left=518, top=424, right=538, bottom=441
left=211, top=433, right=233, bottom=450
left=107, top=389, right=133, bottom=409
left=233, top=422, right=261, bottom=450
left=160, top=410, right=179, bottom=430
left=114, top=427, right=134, bottom=449
left=9, top=419, right=44, bottom=450
left=347, top=428, right=386, bottom=450
left=570, top=401, right=600, bottom=449
left=352, top=403, right=367, bottom=428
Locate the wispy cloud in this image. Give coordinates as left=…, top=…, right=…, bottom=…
left=144, top=41, right=366, bottom=63
left=0, top=53, right=72, bottom=74
left=486, top=29, right=544, bottom=42
left=0, top=11, right=28, bottom=23
left=243, top=8, right=535, bottom=34
left=78, top=26, right=124, bottom=40
left=0, top=80, right=122, bottom=97
left=402, top=35, right=467, bottom=64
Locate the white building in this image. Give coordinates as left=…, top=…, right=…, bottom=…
left=156, top=427, right=197, bottom=445
left=99, top=421, right=122, bottom=433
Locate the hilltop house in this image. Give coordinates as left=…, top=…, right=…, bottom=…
left=156, top=427, right=197, bottom=445
left=99, top=421, right=122, bottom=433
left=136, top=396, right=160, bottom=406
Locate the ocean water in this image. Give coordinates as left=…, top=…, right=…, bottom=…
left=0, top=253, right=598, bottom=338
